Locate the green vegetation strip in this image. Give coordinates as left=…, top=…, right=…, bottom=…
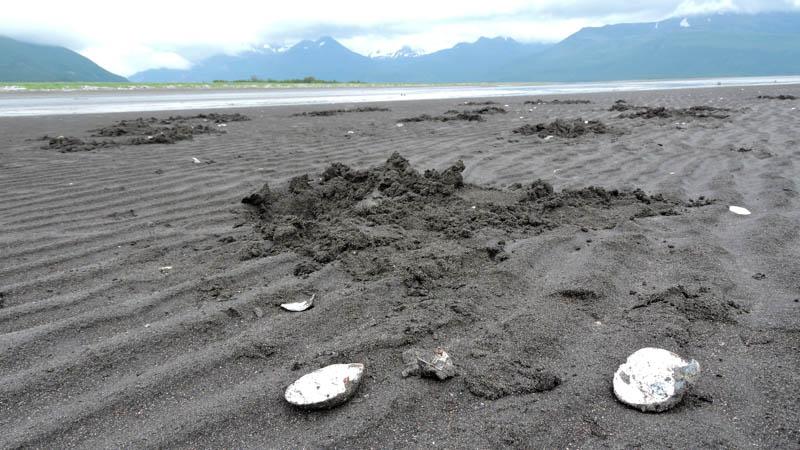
left=0, top=79, right=502, bottom=92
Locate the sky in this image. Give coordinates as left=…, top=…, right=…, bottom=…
left=2, top=0, right=799, bottom=76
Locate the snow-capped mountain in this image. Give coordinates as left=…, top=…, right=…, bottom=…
left=370, top=46, right=424, bottom=59
left=128, top=12, right=800, bottom=83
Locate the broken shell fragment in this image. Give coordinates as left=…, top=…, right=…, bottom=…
left=613, top=347, right=700, bottom=412
left=402, top=348, right=458, bottom=380
left=280, top=294, right=315, bottom=312
left=729, top=205, right=751, bottom=215
left=284, top=363, right=365, bottom=409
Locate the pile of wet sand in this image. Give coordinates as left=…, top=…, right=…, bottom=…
left=243, top=153, right=692, bottom=291
left=291, top=107, right=391, bottom=117
left=399, top=113, right=484, bottom=123
left=512, top=118, right=610, bottom=138
left=399, top=106, right=511, bottom=123
left=524, top=99, right=592, bottom=105
left=610, top=100, right=731, bottom=119
left=40, top=113, right=249, bottom=152
left=757, top=95, right=796, bottom=100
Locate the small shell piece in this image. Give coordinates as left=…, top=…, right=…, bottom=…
left=281, top=294, right=315, bottom=312
left=613, top=347, right=700, bottom=412
left=729, top=205, right=751, bottom=215
left=284, top=363, right=365, bottom=409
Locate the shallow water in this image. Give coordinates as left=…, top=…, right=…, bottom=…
left=1, top=76, right=799, bottom=117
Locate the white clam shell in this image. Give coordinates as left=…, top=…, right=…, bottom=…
left=613, top=347, right=700, bottom=412
left=729, top=205, right=751, bottom=215
left=280, top=294, right=314, bottom=312
left=285, top=363, right=364, bottom=409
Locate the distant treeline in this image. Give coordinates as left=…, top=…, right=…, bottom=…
left=212, top=76, right=363, bottom=84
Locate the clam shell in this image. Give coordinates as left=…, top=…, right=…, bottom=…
left=613, top=347, right=700, bottom=412
left=281, top=294, right=314, bottom=312
left=284, top=363, right=365, bottom=409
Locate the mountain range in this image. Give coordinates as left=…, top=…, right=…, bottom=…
left=0, top=36, right=126, bottom=82
left=2, top=11, right=800, bottom=84
left=129, top=12, right=800, bottom=83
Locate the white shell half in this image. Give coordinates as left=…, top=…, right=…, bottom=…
left=285, top=363, right=365, bottom=409
left=729, top=205, right=751, bottom=215
left=613, top=347, right=700, bottom=412
left=281, top=294, right=314, bottom=312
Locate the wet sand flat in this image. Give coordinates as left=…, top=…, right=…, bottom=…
left=1, top=85, right=799, bottom=448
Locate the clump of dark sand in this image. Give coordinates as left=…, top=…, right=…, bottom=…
left=610, top=101, right=731, bottom=119
left=444, top=107, right=507, bottom=115
left=399, top=113, right=485, bottom=123
left=92, top=118, right=220, bottom=144
left=176, top=113, right=251, bottom=123
left=242, top=153, right=688, bottom=285
left=40, top=136, right=116, bottom=153
left=757, top=95, right=796, bottom=100
left=40, top=113, right=250, bottom=152
left=292, top=107, right=391, bottom=117
left=461, top=101, right=498, bottom=105
left=524, top=99, right=592, bottom=105
left=400, top=113, right=484, bottom=123
left=401, top=106, right=508, bottom=123
left=468, top=106, right=507, bottom=115
left=512, top=118, right=609, bottom=138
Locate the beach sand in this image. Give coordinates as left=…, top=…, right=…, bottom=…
left=1, top=85, right=799, bottom=448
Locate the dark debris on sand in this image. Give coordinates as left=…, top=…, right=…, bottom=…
left=292, top=107, right=391, bottom=117
left=512, top=118, right=610, bottom=138
left=757, top=95, right=796, bottom=100
left=524, top=99, right=592, bottom=105
left=40, top=113, right=250, bottom=152
left=40, top=136, right=117, bottom=153
left=400, top=105, right=509, bottom=123
left=399, top=113, right=485, bottom=123
left=242, top=153, right=691, bottom=286
left=610, top=100, right=731, bottom=119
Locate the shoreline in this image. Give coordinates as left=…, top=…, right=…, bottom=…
left=2, top=76, right=800, bottom=117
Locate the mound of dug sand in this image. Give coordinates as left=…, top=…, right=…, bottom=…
left=242, top=153, right=689, bottom=289
left=40, top=114, right=250, bottom=152
left=398, top=113, right=485, bottom=123
left=610, top=101, right=731, bottom=119
left=757, top=95, right=796, bottom=100
left=513, top=118, right=609, bottom=138
left=524, top=99, right=592, bottom=105
left=292, top=107, right=391, bottom=117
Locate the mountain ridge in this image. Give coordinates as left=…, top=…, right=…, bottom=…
left=0, top=36, right=127, bottom=82
left=130, top=12, right=800, bottom=83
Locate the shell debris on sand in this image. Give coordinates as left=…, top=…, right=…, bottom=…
left=729, top=205, right=751, bottom=215
left=280, top=293, right=315, bottom=312
left=284, top=363, right=365, bottom=409
left=402, top=348, right=458, bottom=380
left=613, top=347, right=700, bottom=412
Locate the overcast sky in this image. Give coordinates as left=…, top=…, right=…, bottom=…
left=3, top=0, right=799, bottom=76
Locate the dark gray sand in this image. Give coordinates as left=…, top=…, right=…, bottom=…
left=1, top=85, right=799, bottom=448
